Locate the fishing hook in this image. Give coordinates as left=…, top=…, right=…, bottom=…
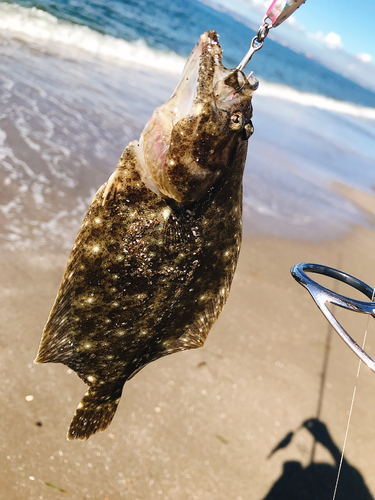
left=237, top=0, right=308, bottom=71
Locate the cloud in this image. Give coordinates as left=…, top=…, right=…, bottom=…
left=284, top=15, right=305, bottom=32
left=323, top=32, right=343, bottom=49
left=309, top=31, right=343, bottom=50
left=236, top=0, right=269, bottom=15
left=247, top=0, right=268, bottom=9
left=357, top=53, right=372, bottom=63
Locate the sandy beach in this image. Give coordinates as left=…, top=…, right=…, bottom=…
left=1, top=219, right=375, bottom=499
left=1, top=16, right=375, bottom=499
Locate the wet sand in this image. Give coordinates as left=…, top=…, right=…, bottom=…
left=2, top=222, right=375, bottom=499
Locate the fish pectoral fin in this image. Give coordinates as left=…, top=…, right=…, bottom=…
left=102, top=142, right=141, bottom=207
left=102, top=169, right=124, bottom=206
left=67, top=384, right=124, bottom=441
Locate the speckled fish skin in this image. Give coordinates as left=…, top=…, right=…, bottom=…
left=35, top=30, right=258, bottom=440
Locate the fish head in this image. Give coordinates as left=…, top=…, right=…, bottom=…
left=138, top=30, right=258, bottom=203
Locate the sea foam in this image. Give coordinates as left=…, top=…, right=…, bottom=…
left=0, top=2, right=186, bottom=74
left=257, top=81, right=375, bottom=120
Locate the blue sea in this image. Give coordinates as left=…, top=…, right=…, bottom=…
left=1, top=0, right=375, bottom=249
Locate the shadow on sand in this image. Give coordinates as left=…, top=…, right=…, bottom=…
left=261, top=418, right=373, bottom=500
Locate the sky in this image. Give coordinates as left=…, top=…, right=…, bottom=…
left=207, top=0, right=375, bottom=91
left=289, top=0, right=375, bottom=62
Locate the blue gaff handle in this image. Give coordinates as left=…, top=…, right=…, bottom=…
left=291, top=263, right=375, bottom=373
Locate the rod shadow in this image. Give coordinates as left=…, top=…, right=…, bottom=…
left=261, top=418, right=373, bottom=500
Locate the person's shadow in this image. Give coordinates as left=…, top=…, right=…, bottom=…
left=262, top=418, right=373, bottom=500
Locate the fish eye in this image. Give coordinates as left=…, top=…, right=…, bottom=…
left=230, top=112, right=243, bottom=130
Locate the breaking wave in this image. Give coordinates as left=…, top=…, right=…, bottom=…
left=257, top=81, right=375, bottom=120
left=0, top=2, right=185, bottom=73
left=1, top=2, right=375, bottom=120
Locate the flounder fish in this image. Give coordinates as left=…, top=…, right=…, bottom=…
left=35, top=30, right=258, bottom=440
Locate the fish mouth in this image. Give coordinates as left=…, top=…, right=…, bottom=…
left=170, top=31, right=224, bottom=119
left=175, top=31, right=258, bottom=117
left=137, top=31, right=258, bottom=199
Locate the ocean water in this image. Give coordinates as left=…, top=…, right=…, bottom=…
left=0, top=0, right=375, bottom=250
left=2, top=0, right=375, bottom=108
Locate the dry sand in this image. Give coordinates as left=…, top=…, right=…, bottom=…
left=1, top=222, right=375, bottom=499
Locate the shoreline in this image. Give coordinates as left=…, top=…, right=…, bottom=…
left=2, top=33, right=375, bottom=252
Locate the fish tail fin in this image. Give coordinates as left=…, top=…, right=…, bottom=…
left=67, top=386, right=123, bottom=441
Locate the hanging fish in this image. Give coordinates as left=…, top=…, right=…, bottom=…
left=35, top=30, right=258, bottom=440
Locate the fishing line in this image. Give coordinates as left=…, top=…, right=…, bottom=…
left=309, top=296, right=334, bottom=464
left=291, top=264, right=375, bottom=495
left=309, top=256, right=342, bottom=464
left=331, top=286, right=374, bottom=500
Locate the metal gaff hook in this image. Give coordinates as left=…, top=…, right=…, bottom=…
left=291, top=263, right=375, bottom=373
